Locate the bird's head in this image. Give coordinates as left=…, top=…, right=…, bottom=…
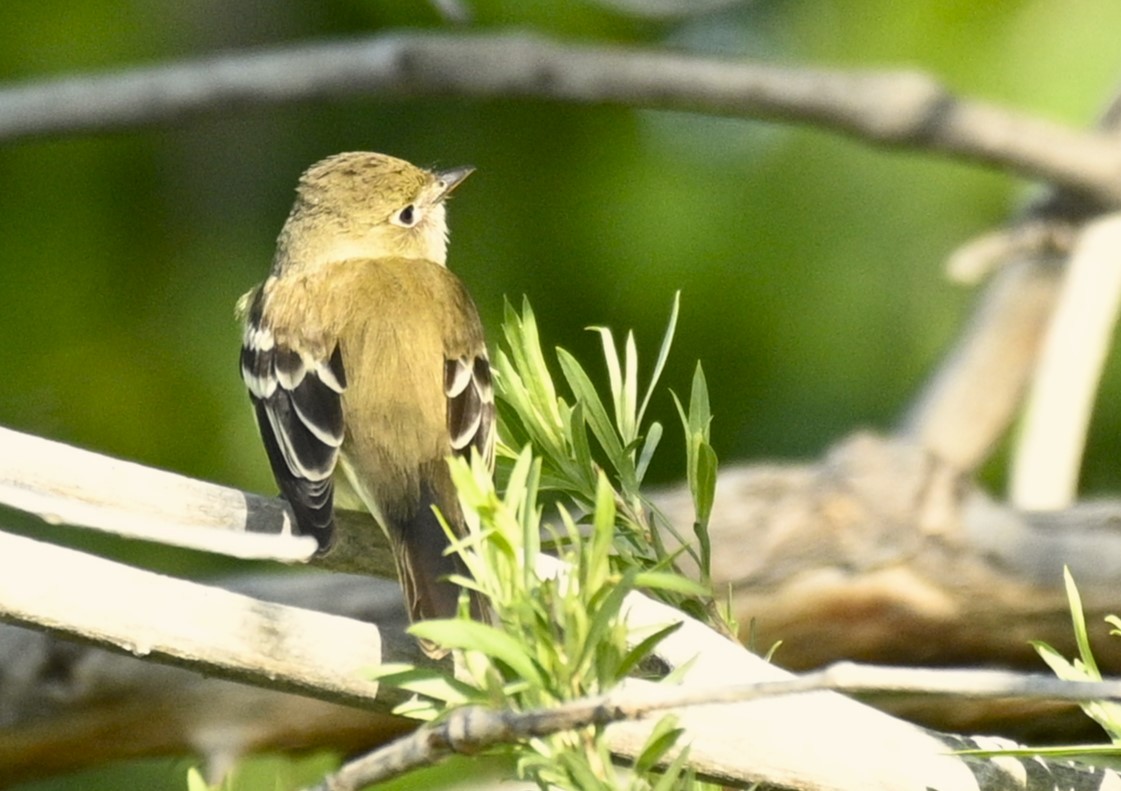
left=274, top=151, right=473, bottom=272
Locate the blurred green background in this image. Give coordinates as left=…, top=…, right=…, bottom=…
left=4, top=0, right=1121, bottom=788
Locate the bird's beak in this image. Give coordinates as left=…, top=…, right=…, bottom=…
left=435, top=165, right=475, bottom=200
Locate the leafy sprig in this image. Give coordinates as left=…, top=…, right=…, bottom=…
left=371, top=294, right=727, bottom=789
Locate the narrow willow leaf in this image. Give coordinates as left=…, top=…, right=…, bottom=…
left=367, top=665, right=475, bottom=705
left=693, top=440, right=718, bottom=525
left=588, top=473, right=618, bottom=591
left=410, top=620, right=545, bottom=687
left=623, top=329, right=639, bottom=444
left=635, top=422, right=663, bottom=484
left=638, top=291, right=680, bottom=428
left=502, top=298, right=564, bottom=436
left=593, top=325, right=628, bottom=438
left=1032, top=640, right=1084, bottom=680
left=578, top=571, right=637, bottom=676
left=566, top=400, right=597, bottom=494
left=1066, top=567, right=1101, bottom=678
left=635, top=715, right=684, bottom=776
left=634, top=571, right=709, bottom=596
left=392, top=695, right=442, bottom=721
left=494, top=348, right=564, bottom=457
left=520, top=458, right=543, bottom=566
left=556, top=348, right=629, bottom=475
left=650, top=739, right=692, bottom=791
left=617, top=621, right=682, bottom=679
left=688, top=361, right=713, bottom=438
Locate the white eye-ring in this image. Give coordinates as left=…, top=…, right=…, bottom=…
left=391, top=204, right=420, bottom=228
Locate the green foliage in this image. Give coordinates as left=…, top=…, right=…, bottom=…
left=495, top=294, right=734, bottom=634
left=951, top=568, right=1121, bottom=768
left=431, top=452, right=700, bottom=789
left=954, top=568, right=1121, bottom=768
left=1032, top=568, right=1121, bottom=744
left=373, top=297, right=727, bottom=788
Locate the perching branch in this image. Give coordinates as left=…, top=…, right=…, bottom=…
left=2, top=32, right=1121, bottom=203
left=9, top=518, right=1115, bottom=791
left=0, top=424, right=395, bottom=578
left=0, top=529, right=416, bottom=711
left=0, top=573, right=414, bottom=786
left=8, top=423, right=1121, bottom=688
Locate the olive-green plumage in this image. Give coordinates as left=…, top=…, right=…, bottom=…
left=240, top=153, right=493, bottom=655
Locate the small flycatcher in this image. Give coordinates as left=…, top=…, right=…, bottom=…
left=238, top=152, right=493, bottom=650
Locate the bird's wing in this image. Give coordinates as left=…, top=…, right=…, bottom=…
left=240, top=310, right=346, bottom=550
left=445, top=353, right=495, bottom=470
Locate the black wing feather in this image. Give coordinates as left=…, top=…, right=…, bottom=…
left=445, top=355, right=495, bottom=469
left=241, top=311, right=345, bottom=551
left=253, top=398, right=335, bottom=539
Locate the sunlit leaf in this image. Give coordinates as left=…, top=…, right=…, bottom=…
left=367, top=664, right=476, bottom=705
left=638, top=291, right=680, bottom=428
left=410, top=620, right=546, bottom=687
left=618, top=621, right=682, bottom=678
left=635, top=715, right=684, bottom=776
left=636, top=422, right=663, bottom=484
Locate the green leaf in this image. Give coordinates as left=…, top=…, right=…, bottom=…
left=1066, top=567, right=1101, bottom=679
left=634, top=715, right=683, bottom=775
left=557, top=347, right=630, bottom=480
left=693, top=440, right=718, bottom=526
left=368, top=665, right=477, bottom=706
left=687, top=361, right=712, bottom=439
left=1032, top=640, right=1083, bottom=680
left=650, top=740, right=692, bottom=791
left=1107, top=614, right=1121, bottom=636
left=498, top=298, right=566, bottom=449
left=623, top=329, right=639, bottom=443
left=618, top=621, right=682, bottom=678
left=638, top=291, right=680, bottom=429
left=566, top=400, right=597, bottom=493
left=409, top=620, right=546, bottom=687
left=593, top=325, right=630, bottom=442
left=392, top=695, right=442, bottom=721
left=587, top=473, right=618, bottom=590
left=634, top=571, right=709, bottom=597
left=577, top=571, right=636, bottom=677
left=635, top=422, right=663, bottom=484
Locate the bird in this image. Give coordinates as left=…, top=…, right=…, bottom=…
left=237, top=152, right=494, bottom=653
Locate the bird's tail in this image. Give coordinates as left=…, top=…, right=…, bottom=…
left=391, top=482, right=487, bottom=658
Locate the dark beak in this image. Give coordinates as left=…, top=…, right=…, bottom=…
left=435, top=165, right=475, bottom=199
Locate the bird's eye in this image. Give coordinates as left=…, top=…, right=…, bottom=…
left=392, top=204, right=418, bottom=228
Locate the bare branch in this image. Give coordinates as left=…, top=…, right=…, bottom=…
left=2, top=490, right=979, bottom=790
left=0, top=528, right=419, bottom=710
left=2, top=33, right=1120, bottom=202
left=0, top=573, right=413, bottom=785
left=0, top=424, right=395, bottom=578
left=0, top=425, right=316, bottom=562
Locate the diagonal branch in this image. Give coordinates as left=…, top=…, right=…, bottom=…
left=2, top=32, right=1121, bottom=203
left=315, top=661, right=1121, bottom=791
left=0, top=529, right=417, bottom=710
